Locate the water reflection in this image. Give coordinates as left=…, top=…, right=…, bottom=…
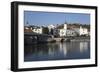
left=80, top=42, right=88, bottom=53
left=24, top=41, right=90, bottom=62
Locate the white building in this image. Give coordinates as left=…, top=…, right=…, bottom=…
left=59, top=23, right=77, bottom=37
left=32, top=27, right=43, bottom=34
left=48, top=24, right=77, bottom=37
left=24, top=26, right=29, bottom=29
left=79, top=26, right=88, bottom=36
left=59, top=24, right=67, bottom=37
left=48, top=24, right=55, bottom=29
left=66, top=30, right=77, bottom=36
left=59, top=29, right=67, bottom=37
left=72, top=26, right=89, bottom=36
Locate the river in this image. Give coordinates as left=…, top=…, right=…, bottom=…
left=24, top=41, right=90, bottom=62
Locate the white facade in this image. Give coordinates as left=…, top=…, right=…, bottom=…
left=59, top=29, right=77, bottom=37
left=59, top=29, right=67, bottom=37
left=48, top=24, right=55, bottom=29
left=79, top=26, right=88, bottom=36
left=73, top=26, right=89, bottom=36
left=66, top=30, right=77, bottom=36
left=59, top=24, right=67, bottom=37
left=64, top=24, right=67, bottom=29
left=59, top=23, right=77, bottom=37
left=32, top=27, right=43, bottom=34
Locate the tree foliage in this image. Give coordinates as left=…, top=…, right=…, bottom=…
left=42, top=27, right=49, bottom=34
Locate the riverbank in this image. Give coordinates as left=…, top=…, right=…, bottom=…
left=53, top=36, right=90, bottom=42
left=24, top=32, right=90, bottom=44
left=70, top=38, right=90, bottom=42
left=25, top=36, right=90, bottom=45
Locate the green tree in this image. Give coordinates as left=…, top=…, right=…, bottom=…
left=43, top=27, right=49, bottom=34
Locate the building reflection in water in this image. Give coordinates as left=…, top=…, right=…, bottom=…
left=59, top=42, right=68, bottom=56
left=24, top=41, right=90, bottom=62
left=80, top=42, right=88, bottom=53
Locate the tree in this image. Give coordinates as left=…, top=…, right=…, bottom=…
left=50, top=28, right=53, bottom=35
left=42, top=27, right=49, bottom=34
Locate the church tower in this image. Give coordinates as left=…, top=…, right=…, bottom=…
left=64, top=23, right=67, bottom=30
left=64, top=20, right=67, bottom=30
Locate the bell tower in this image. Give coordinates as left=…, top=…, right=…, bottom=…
left=64, top=23, right=67, bottom=30
left=64, top=17, right=67, bottom=30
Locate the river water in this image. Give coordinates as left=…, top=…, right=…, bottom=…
left=24, top=41, right=90, bottom=62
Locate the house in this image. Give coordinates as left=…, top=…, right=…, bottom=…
left=79, top=26, right=89, bottom=36
left=48, top=23, right=79, bottom=37
left=66, top=30, right=77, bottom=36
left=68, top=24, right=90, bottom=36
left=59, top=23, right=67, bottom=37
left=59, top=23, right=77, bottom=37
left=48, top=24, right=55, bottom=29
left=59, top=29, right=67, bottom=37
left=24, top=23, right=90, bottom=37
left=24, top=26, right=33, bottom=33
left=32, top=27, right=43, bottom=34
left=58, top=23, right=90, bottom=37
left=24, top=25, right=43, bottom=34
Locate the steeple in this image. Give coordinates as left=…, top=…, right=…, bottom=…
left=63, top=17, right=67, bottom=29
left=64, top=21, right=67, bottom=24
left=64, top=16, right=67, bottom=24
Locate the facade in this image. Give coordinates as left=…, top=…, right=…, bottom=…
left=24, top=25, right=43, bottom=34
left=79, top=26, right=88, bottom=36
left=24, top=26, right=29, bottom=29
left=24, top=23, right=90, bottom=37
left=32, top=27, right=43, bottom=34
left=59, top=23, right=77, bottom=37
left=59, top=29, right=77, bottom=37
left=58, top=23, right=90, bottom=37
left=66, top=30, right=77, bottom=36
left=59, top=24, right=67, bottom=37
left=48, top=24, right=55, bottom=29
left=59, top=29, right=67, bottom=37
left=72, top=26, right=89, bottom=36
left=24, top=26, right=33, bottom=33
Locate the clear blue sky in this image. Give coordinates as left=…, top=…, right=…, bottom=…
left=24, top=11, right=90, bottom=26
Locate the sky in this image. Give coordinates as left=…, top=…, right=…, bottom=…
left=24, top=11, right=90, bottom=26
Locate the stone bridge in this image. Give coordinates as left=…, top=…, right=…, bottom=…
left=24, top=32, right=54, bottom=44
